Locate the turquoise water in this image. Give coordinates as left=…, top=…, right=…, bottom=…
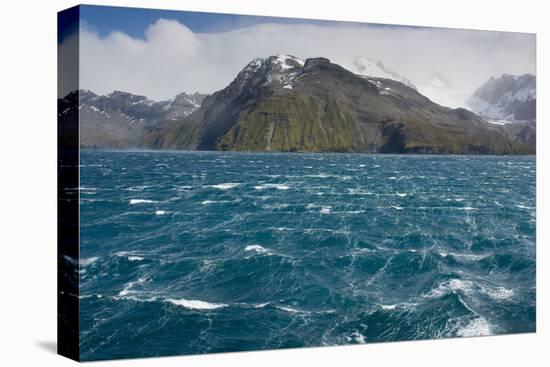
left=79, top=151, right=536, bottom=360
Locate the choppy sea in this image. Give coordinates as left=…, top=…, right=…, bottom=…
left=78, top=151, right=536, bottom=360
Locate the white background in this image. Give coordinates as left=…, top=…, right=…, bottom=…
left=0, top=0, right=547, bottom=365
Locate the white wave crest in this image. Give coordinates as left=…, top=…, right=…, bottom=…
left=253, top=302, right=270, bottom=308
left=380, top=302, right=418, bottom=311
left=348, top=331, right=366, bottom=344
left=209, top=183, right=239, bottom=190
left=173, top=185, right=193, bottom=191
left=155, top=210, right=166, bottom=215
left=115, top=251, right=144, bottom=262
left=125, top=185, right=150, bottom=192
left=515, top=204, right=534, bottom=209
left=201, top=200, right=224, bottom=205
left=480, top=285, right=515, bottom=301
left=167, top=298, right=227, bottom=310
left=118, top=277, right=147, bottom=296
left=347, top=188, right=373, bottom=195
left=254, top=183, right=290, bottom=190
left=304, top=173, right=330, bottom=178
left=79, top=187, right=97, bottom=193
left=425, top=279, right=474, bottom=298
left=276, top=305, right=310, bottom=314
left=425, top=279, right=514, bottom=302
left=457, top=317, right=492, bottom=337
left=129, top=199, right=158, bottom=204
left=438, top=252, right=488, bottom=261
left=80, top=257, right=99, bottom=266
left=320, top=206, right=332, bottom=214
left=244, top=245, right=274, bottom=256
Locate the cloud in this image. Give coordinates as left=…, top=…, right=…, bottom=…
left=76, top=18, right=535, bottom=107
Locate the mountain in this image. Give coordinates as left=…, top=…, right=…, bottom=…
left=467, top=74, right=536, bottom=123
left=157, top=55, right=532, bottom=154
left=344, top=56, right=416, bottom=89
left=466, top=74, right=536, bottom=149
left=58, top=90, right=207, bottom=148
left=498, top=121, right=536, bottom=148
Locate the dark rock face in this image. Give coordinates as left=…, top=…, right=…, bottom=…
left=158, top=55, right=533, bottom=154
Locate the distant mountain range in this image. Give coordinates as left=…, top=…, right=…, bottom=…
left=59, top=90, right=207, bottom=148
left=467, top=74, right=536, bottom=148
left=467, top=74, right=535, bottom=123
left=58, top=55, right=535, bottom=154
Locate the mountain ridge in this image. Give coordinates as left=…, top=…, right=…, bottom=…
left=466, top=74, right=536, bottom=149
left=59, top=89, right=208, bottom=149
left=156, top=55, right=532, bottom=154
left=58, top=56, right=534, bottom=154
left=467, top=74, right=536, bottom=123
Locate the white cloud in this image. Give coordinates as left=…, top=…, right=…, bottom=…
left=76, top=18, right=535, bottom=107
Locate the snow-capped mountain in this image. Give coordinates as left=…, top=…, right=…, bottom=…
left=79, top=89, right=207, bottom=123
left=164, top=92, right=206, bottom=119
left=59, top=89, right=208, bottom=148
left=343, top=56, right=416, bottom=89
left=236, top=54, right=305, bottom=90
left=467, top=74, right=536, bottom=123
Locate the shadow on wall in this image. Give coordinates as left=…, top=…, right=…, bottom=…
left=36, top=340, right=57, bottom=354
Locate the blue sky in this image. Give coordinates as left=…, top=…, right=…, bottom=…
left=78, top=4, right=382, bottom=38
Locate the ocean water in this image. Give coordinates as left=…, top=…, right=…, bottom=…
left=79, top=151, right=536, bottom=360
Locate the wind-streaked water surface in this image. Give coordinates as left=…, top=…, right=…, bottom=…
left=79, top=151, right=535, bottom=360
